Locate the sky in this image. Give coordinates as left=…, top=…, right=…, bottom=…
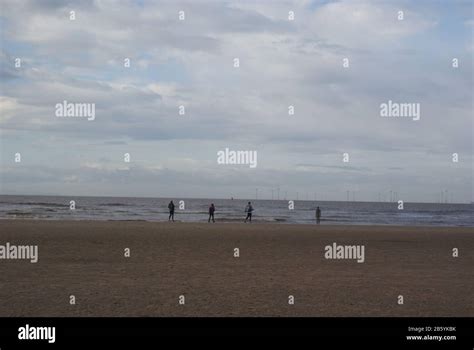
left=0, top=0, right=473, bottom=203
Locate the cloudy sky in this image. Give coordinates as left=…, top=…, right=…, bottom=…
left=0, top=0, right=472, bottom=203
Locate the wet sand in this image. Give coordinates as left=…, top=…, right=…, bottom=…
left=0, top=220, right=472, bottom=316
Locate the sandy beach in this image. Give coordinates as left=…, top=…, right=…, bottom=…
left=0, top=220, right=472, bottom=317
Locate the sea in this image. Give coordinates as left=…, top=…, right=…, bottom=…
left=1, top=195, right=473, bottom=227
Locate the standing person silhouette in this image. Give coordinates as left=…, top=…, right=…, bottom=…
left=208, top=203, right=215, bottom=223
left=168, top=200, right=175, bottom=222
left=244, top=202, right=253, bottom=223
left=316, top=206, right=321, bottom=224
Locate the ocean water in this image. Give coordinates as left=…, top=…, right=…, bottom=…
left=0, top=195, right=473, bottom=227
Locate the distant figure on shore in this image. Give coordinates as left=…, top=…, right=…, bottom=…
left=208, top=203, right=215, bottom=223
left=316, top=206, right=321, bottom=224
left=244, top=202, right=254, bottom=223
left=168, top=200, right=175, bottom=222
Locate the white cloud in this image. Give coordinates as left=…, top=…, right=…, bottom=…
left=309, top=1, right=437, bottom=49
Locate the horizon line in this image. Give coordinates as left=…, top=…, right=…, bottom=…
left=0, top=193, right=471, bottom=205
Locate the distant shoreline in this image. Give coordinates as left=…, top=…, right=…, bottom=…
left=0, top=218, right=473, bottom=228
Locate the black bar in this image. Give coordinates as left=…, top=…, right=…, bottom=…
left=0, top=317, right=472, bottom=347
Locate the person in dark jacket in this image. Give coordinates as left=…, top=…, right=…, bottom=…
left=244, top=202, right=254, bottom=223
left=168, top=200, right=175, bottom=222
left=208, top=203, right=216, bottom=223
left=316, top=206, right=321, bottom=224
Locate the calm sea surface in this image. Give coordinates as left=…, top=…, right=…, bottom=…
left=1, top=195, right=473, bottom=227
